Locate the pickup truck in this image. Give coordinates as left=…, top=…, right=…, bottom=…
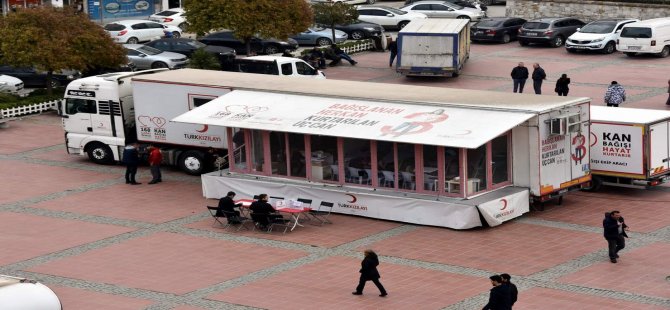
left=222, top=56, right=326, bottom=79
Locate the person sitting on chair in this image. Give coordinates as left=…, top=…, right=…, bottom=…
left=250, top=194, right=282, bottom=230
left=217, top=191, right=242, bottom=224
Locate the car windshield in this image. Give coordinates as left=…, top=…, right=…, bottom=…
left=476, top=20, right=503, bottom=27
left=186, top=40, right=206, bottom=48
left=155, top=10, right=179, bottom=16
left=136, top=45, right=163, bottom=55
left=104, top=23, right=125, bottom=31
left=523, top=22, right=549, bottom=30
left=620, top=27, right=652, bottom=38
left=311, top=27, right=326, bottom=32
left=384, top=7, right=407, bottom=15
left=580, top=21, right=616, bottom=33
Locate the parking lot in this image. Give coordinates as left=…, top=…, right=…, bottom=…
left=1, top=31, right=670, bottom=310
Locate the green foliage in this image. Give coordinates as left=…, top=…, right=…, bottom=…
left=0, top=6, right=127, bottom=95
left=184, top=0, right=313, bottom=54
left=0, top=88, right=64, bottom=110
left=188, top=48, right=221, bottom=70
left=312, top=2, right=359, bottom=41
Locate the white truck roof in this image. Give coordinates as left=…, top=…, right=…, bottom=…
left=400, top=18, right=469, bottom=34
left=623, top=17, right=670, bottom=28
left=591, top=106, right=670, bottom=124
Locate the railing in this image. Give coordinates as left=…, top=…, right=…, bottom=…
left=342, top=40, right=375, bottom=54
left=216, top=144, right=246, bottom=176
left=1, top=99, right=61, bottom=119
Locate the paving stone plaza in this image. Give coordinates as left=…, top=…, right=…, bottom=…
left=1, top=42, right=670, bottom=309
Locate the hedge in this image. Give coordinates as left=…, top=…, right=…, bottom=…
left=0, top=88, right=64, bottom=110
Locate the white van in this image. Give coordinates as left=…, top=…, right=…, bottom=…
left=617, top=17, right=670, bottom=57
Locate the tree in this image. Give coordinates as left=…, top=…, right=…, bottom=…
left=312, top=2, right=359, bottom=43
left=0, top=6, right=127, bottom=95
left=184, top=0, right=313, bottom=55
left=188, top=49, right=221, bottom=70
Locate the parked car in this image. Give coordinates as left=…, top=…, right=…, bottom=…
left=400, top=1, right=485, bottom=22
left=0, top=74, right=23, bottom=94
left=223, top=56, right=326, bottom=79
left=327, top=21, right=384, bottom=40
left=566, top=19, right=639, bottom=54
left=149, top=8, right=188, bottom=31
left=617, top=17, right=670, bottom=58
left=82, top=62, right=136, bottom=77
left=356, top=5, right=427, bottom=30
left=144, top=38, right=236, bottom=66
left=123, top=44, right=189, bottom=69
left=518, top=17, right=585, bottom=47
left=291, top=27, right=348, bottom=46
left=104, top=20, right=182, bottom=44
left=311, top=0, right=375, bottom=4
left=0, top=66, right=80, bottom=88
left=199, top=31, right=299, bottom=55
left=404, top=0, right=487, bottom=13
left=471, top=17, right=526, bottom=43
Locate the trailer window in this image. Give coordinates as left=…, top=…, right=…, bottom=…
left=620, top=27, right=652, bottom=38
left=192, top=97, right=213, bottom=108
left=397, top=143, right=416, bottom=190
left=444, top=147, right=460, bottom=194
left=281, top=63, right=293, bottom=75
left=310, top=135, right=337, bottom=182
left=343, top=138, right=371, bottom=186
left=422, top=145, right=438, bottom=192
left=467, top=144, right=487, bottom=193
left=377, top=141, right=395, bottom=188
left=65, top=98, right=97, bottom=115
left=491, top=134, right=510, bottom=185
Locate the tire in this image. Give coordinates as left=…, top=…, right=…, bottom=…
left=551, top=36, right=564, bottom=48
left=151, top=61, right=169, bottom=69
left=316, top=37, right=332, bottom=47
left=624, top=52, right=637, bottom=57
left=398, top=21, right=409, bottom=29
left=582, top=176, right=603, bottom=192
left=264, top=45, right=279, bottom=55
left=178, top=23, right=188, bottom=32
left=126, top=37, right=139, bottom=44
left=519, top=40, right=529, bottom=46
left=87, top=143, right=114, bottom=165
left=502, top=34, right=511, bottom=43
left=657, top=46, right=670, bottom=58
left=456, top=16, right=471, bottom=21
left=179, top=150, right=206, bottom=175
left=350, top=31, right=365, bottom=40
left=602, top=41, right=616, bottom=54
left=171, top=31, right=181, bottom=39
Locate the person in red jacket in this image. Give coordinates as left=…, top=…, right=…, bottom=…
left=148, top=145, right=163, bottom=184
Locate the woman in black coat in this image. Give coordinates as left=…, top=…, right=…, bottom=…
left=555, top=74, right=571, bottom=96
left=352, top=250, right=387, bottom=297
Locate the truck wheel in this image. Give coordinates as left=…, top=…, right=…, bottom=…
left=582, top=176, right=603, bottom=192
left=179, top=150, right=206, bottom=175
left=657, top=46, right=670, bottom=58
left=316, top=37, right=332, bottom=47
left=87, top=143, right=114, bottom=165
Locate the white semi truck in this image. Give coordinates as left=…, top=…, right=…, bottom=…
left=61, top=69, right=232, bottom=175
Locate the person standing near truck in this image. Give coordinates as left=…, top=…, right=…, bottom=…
left=510, top=62, right=529, bottom=93
left=122, top=143, right=141, bottom=185
left=148, top=144, right=162, bottom=184
left=604, top=81, right=626, bottom=107
left=388, top=38, right=398, bottom=67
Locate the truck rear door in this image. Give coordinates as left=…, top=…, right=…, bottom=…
left=649, top=121, right=670, bottom=177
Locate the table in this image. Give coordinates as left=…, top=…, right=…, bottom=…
left=446, top=178, right=480, bottom=195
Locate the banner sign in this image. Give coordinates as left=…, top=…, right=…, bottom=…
left=590, top=123, right=643, bottom=175
left=477, top=190, right=529, bottom=227
left=87, top=0, right=154, bottom=20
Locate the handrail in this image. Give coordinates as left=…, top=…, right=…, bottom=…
left=217, top=144, right=245, bottom=176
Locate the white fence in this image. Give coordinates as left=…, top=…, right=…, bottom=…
left=1, top=99, right=61, bottom=119
left=342, top=40, right=375, bottom=54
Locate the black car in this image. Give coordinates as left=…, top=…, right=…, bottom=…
left=145, top=38, right=236, bottom=64
left=0, top=66, right=80, bottom=88
left=404, top=0, right=487, bottom=12
left=198, top=31, right=299, bottom=55
left=328, top=20, right=384, bottom=40
left=518, top=17, right=585, bottom=47
left=471, top=17, right=526, bottom=43
left=82, top=62, right=136, bottom=77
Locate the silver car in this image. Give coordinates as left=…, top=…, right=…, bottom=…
left=124, top=44, right=189, bottom=69
left=401, top=1, right=485, bottom=21
left=291, top=27, right=348, bottom=46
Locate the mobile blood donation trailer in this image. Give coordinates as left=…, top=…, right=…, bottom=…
left=0, top=275, right=61, bottom=310
left=163, top=70, right=591, bottom=229
left=587, top=106, right=670, bottom=190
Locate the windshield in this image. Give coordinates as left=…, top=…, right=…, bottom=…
left=475, top=20, right=503, bottom=27
left=311, top=27, right=326, bottom=32
left=523, top=22, right=549, bottom=30
left=620, top=27, right=652, bottom=38
left=384, top=7, right=407, bottom=15
left=580, top=21, right=616, bottom=33
left=137, top=45, right=163, bottom=55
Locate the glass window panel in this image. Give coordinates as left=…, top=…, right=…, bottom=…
left=467, top=144, right=487, bottom=194
left=492, top=134, right=509, bottom=185
left=377, top=141, right=395, bottom=188
left=250, top=130, right=264, bottom=173
left=270, top=132, right=287, bottom=176
left=397, top=143, right=416, bottom=190
left=444, top=147, right=461, bottom=194
left=343, top=138, right=371, bottom=185
left=310, top=135, right=338, bottom=182
left=231, top=128, right=246, bottom=170
left=288, top=133, right=306, bottom=178
left=423, top=145, right=438, bottom=192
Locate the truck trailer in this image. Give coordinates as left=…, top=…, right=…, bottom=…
left=396, top=18, right=470, bottom=77
left=587, top=106, right=670, bottom=190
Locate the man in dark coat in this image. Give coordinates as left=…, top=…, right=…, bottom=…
left=532, top=63, right=547, bottom=95
left=388, top=39, right=398, bottom=67
left=500, top=274, right=518, bottom=307
left=217, top=191, right=242, bottom=224
left=483, top=275, right=511, bottom=310
left=352, top=249, right=387, bottom=297
left=510, top=62, right=529, bottom=93
left=122, top=143, right=140, bottom=185
left=249, top=194, right=282, bottom=229
left=603, top=210, right=629, bottom=263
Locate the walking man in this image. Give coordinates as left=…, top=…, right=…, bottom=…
left=352, top=249, right=387, bottom=297
left=532, top=63, right=546, bottom=95
left=148, top=144, right=162, bottom=184
left=555, top=73, right=571, bottom=96
left=510, top=62, right=529, bottom=93
left=603, top=210, right=629, bottom=263
left=388, top=38, right=398, bottom=67
left=604, top=81, right=626, bottom=107
left=122, top=143, right=140, bottom=185
left=500, top=274, right=518, bottom=307
left=482, top=275, right=511, bottom=310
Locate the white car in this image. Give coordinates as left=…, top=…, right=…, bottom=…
left=400, top=1, right=485, bottom=22
left=356, top=5, right=427, bottom=29
left=566, top=19, right=639, bottom=54
left=104, top=20, right=182, bottom=44
left=149, top=8, right=188, bottom=31
left=0, top=75, right=23, bottom=94
left=124, top=44, right=189, bottom=69
left=311, top=0, right=376, bottom=4
left=237, top=56, right=326, bottom=79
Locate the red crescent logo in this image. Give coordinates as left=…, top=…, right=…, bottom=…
left=196, top=124, right=209, bottom=133
left=590, top=131, right=597, bottom=147
left=346, top=194, right=357, bottom=203
left=500, top=198, right=508, bottom=210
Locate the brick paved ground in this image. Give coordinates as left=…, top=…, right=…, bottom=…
left=1, top=40, right=669, bottom=309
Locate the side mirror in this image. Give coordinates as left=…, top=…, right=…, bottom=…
left=576, top=28, right=581, bottom=32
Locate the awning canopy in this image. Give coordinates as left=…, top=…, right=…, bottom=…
left=171, top=90, right=535, bottom=149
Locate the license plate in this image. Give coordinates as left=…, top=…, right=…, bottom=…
left=525, top=32, right=537, bottom=36
left=573, top=46, right=587, bottom=49
left=627, top=46, right=641, bottom=50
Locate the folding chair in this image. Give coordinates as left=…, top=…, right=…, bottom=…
left=309, top=201, right=334, bottom=225
left=268, top=215, right=292, bottom=234
left=269, top=196, right=285, bottom=206
left=251, top=212, right=291, bottom=234
left=297, top=198, right=313, bottom=222
left=221, top=209, right=253, bottom=231
left=206, top=206, right=229, bottom=229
